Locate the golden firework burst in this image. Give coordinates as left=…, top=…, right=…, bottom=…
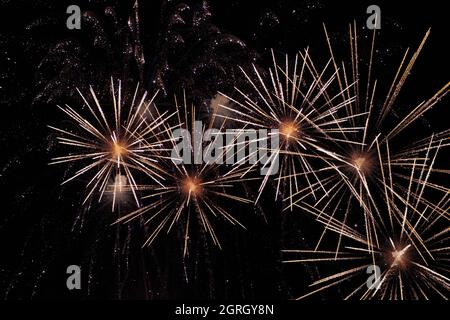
left=215, top=49, right=363, bottom=205
left=49, top=78, right=175, bottom=210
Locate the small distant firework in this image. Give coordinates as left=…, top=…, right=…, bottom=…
left=284, top=24, right=450, bottom=251
left=283, top=141, right=450, bottom=299
left=216, top=49, right=363, bottom=204
left=50, top=78, right=174, bottom=210
left=114, top=94, right=253, bottom=253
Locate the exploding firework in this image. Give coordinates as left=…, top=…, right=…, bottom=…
left=216, top=49, right=363, bottom=204
left=283, top=24, right=450, bottom=250
left=283, top=142, right=450, bottom=299
left=113, top=94, right=253, bottom=253
left=49, top=78, right=175, bottom=210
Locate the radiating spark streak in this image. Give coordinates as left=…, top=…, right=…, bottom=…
left=378, top=29, right=431, bottom=126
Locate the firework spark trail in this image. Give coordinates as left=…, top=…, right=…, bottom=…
left=113, top=94, right=254, bottom=253
left=49, top=78, right=175, bottom=210
left=216, top=49, right=364, bottom=205
left=283, top=140, right=450, bottom=300
left=283, top=24, right=450, bottom=253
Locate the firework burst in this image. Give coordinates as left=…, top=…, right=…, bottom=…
left=216, top=49, right=364, bottom=205
left=49, top=78, right=174, bottom=210
left=283, top=140, right=450, bottom=299
left=113, top=94, right=253, bottom=253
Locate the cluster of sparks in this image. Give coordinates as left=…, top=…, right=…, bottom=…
left=51, top=24, right=449, bottom=299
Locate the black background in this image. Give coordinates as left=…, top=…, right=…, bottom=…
left=0, top=0, right=448, bottom=300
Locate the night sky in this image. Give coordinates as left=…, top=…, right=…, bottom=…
left=0, top=0, right=448, bottom=300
